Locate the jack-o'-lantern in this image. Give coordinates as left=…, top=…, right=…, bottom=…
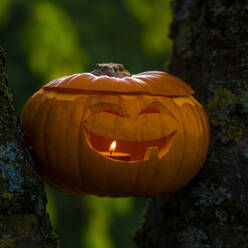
left=21, top=63, right=210, bottom=197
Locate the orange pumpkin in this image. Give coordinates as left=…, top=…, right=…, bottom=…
left=21, top=64, right=210, bottom=197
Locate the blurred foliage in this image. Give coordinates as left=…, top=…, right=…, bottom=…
left=0, top=0, right=172, bottom=247
left=47, top=188, right=86, bottom=248
left=46, top=186, right=145, bottom=248
left=0, top=0, right=172, bottom=113
left=125, top=0, right=173, bottom=55
left=0, top=0, right=17, bottom=26
left=21, top=1, right=88, bottom=81
left=45, top=186, right=58, bottom=228
left=82, top=196, right=133, bottom=248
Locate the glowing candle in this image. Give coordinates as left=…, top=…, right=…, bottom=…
left=109, top=140, right=116, bottom=156
left=101, top=141, right=130, bottom=161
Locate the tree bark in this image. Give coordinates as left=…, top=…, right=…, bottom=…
left=0, top=48, right=58, bottom=247
left=134, top=1, right=248, bottom=247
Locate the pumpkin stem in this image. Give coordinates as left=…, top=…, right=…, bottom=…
left=91, top=63, right=131, bottom=78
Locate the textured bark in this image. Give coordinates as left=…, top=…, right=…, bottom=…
left=0, top=47, right=58, bottom=247
left=134, top=1, right=248, bottom=247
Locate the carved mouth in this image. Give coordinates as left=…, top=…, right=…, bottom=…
left=85, top=130, right=176, bottom=161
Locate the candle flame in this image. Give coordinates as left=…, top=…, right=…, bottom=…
left=109, top=141, right=116, bottom=152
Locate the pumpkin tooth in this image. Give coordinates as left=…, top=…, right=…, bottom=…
left=144, top=146, right=159, bottom=160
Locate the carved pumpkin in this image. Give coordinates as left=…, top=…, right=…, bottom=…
left=21, top=64, right=209, bottom=197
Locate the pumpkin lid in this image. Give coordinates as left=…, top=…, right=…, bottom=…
left=43, top=65, right=194, bottom=96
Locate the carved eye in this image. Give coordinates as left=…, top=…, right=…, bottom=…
left=138, top=106, right=160, bottom=115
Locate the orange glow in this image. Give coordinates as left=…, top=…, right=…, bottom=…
left=109, top=141, right=117, bottom=152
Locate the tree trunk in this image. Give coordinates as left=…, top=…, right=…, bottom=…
left=0, top=48, right=58, bottom=247
left=134, top=1, right=248, bottom=247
